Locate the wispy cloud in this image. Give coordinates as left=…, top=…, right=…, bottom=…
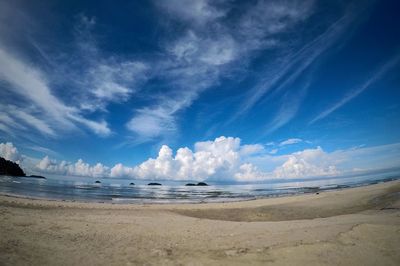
left=70, top=15, right=149, bottom=112
left=27, top=145, right=60, bottom=157
left=234, top=3, right=372, bottom=122
left=280, top=138, right=303, bottom=146
left=155, top=0, right=227, bottom=26
left=0, top=46, right=112, bottom=137
left=263, top=81, right=309, bottom=135
left=127, top=0, right=316, bottom=142
left=309, top=53, right=400, bottom=124
left=0, top=10, right=153, bottom=139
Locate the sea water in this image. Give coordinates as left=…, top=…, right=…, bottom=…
left=0, top=169, right=399, bottom=203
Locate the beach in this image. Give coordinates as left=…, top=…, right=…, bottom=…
left=0, top=180, right=399, bottom=265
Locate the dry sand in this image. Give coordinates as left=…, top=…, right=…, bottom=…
left=1, top=180, right=399, bottom=265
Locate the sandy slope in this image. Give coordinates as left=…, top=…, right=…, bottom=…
left=0, top=180, right=399, bottom=265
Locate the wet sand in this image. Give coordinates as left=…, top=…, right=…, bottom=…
left=1, top=180, right=399, bottom=265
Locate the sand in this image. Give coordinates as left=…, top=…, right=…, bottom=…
left=0, top=180, right=399, bottom=265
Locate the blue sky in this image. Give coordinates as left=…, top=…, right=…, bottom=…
left=0, top=0, right=399, bottom=182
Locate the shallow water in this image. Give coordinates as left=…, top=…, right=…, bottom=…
left=0, top=170, right=399, bottom=203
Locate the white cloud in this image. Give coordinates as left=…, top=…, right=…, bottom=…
left=273, top=147, right=338, bottom=178
left=31, top=136, right=252, bottom=180
left=126, top=30, right=238, bottom=140
left=59, top=14, right=150, bottom=113
left=280, top=138, right=303, bottom=146
left=238, top=0, right=314, bottom=50
left=36, top=156, right=65, bottom=174
left=126, top=0, right=317, bottom=141
left=155, top=0, right=226, bottom=25
left=126, top=107, right=177, bottom=140
left=110, top=163, right=135, bottom=178
left=9, top=106, right=56, bottom=137
left=0, top=46, right=112, bottom=137
left=237, top=146, right=339, bottom=181
left=240, top=144, right=265, bottom=156
left=68, top=115, right=111, bottom=137
left=89, top=62, right=148, bottom=104
left=110, top=137, right=342, bottom=181
left=0, top=142, right=21, bottom=162
left=198, top=36, right=237, bottom=66
left=0, top=48, right=73, bottom=127
left=265, top=86, right=309, bottom=134
left=269, top=149, right=278, bottom=155
left=36, top=156, right=109, bottom=178
left=0, top=12, right=152, bottom=139
left=5, top=139, right=339, bottom=180
left=234, top=163, right=270, bottom=182
left=132, top=136, right=242, bottom=180
left=5, top=139, right=400, bottom=182
left=27, top=145, right=59, bottom=157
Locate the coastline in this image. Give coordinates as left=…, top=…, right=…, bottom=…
left=0, top=176, right=397, bottom=206
left=1, top=180, right=399, bottom=265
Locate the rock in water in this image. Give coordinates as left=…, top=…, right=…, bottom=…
left=148, top=182, right=162, bottom=186
left=129, top=182, right=135, bottom=186
left=95, top=180, right=101, bottom=184
left=197, top=182, right=209, bottom=186
left=28, top=175, right=46, bottom=179
left=0, top=157, right=26, bottom=177
left=185, top=183, right=196, bottom=186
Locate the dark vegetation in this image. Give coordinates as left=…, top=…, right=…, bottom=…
left=0, top=157, right=25, bottom=176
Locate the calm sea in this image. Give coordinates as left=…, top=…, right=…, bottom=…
left=0, top=169, right=399, bottom=203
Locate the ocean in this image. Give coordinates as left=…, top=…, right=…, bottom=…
left=0, top=170, right=399, bottom=203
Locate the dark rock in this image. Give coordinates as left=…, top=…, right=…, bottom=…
left=28, top=175, right=46, bottom=179
left=148, top=182, right=162, bottom=186
left=129, top=182, right=135, bottom=186
left=95, top=180, right=101, bottom=184
left=185, top=183, right=196, bottom=186
left=197, top=182, right=209, bottom=186
left=0, top=157, right=26, bottom=177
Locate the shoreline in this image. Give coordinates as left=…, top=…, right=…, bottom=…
left=1, top=180, right=399, bottom=265
left=0, top=178, right=398, bottom=207
left=1, top=179, right=399, bottom=213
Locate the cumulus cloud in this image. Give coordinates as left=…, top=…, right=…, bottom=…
left=31, top=137, right=256, bottom=180
left=0, top=142, right=21, bottom=162
left=36, top=156, right=109, bottom=178
left=114, top=137, right=339, bottom=181
left=0, top=139, right=340, bottom=181
left=5, top=139, right=399, bottom=182
left=132, top=137, right=242, bottom=180
left=110, top=163, right=135, bottom=178
left=274, top=147, right=338, bottom=178
left=235, top=146, right=339, bottom=180
left=234, top=163, right=270, bottom=182
left=239, top=144, right=265, bottom=156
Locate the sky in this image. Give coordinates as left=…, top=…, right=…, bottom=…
left=0, top=0, right=399, bottom=182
